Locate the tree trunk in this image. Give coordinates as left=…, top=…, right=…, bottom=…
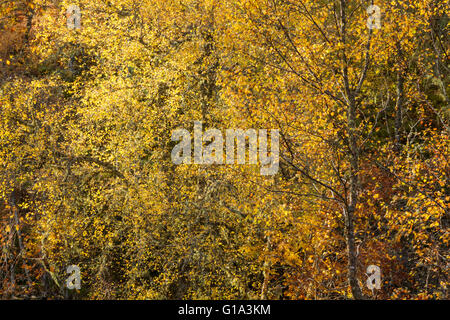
left=345, top=97, right=364, bottom=300
left=340, top=0, right=364, bottom=299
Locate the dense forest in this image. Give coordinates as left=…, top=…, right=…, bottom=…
left=0, top=0, right=448, bottom=300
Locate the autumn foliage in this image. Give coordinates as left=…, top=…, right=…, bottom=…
left=0, top=0, right=448, bottom=299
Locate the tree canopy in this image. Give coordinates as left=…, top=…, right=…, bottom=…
left=0, top=0, right=448, bottom=299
